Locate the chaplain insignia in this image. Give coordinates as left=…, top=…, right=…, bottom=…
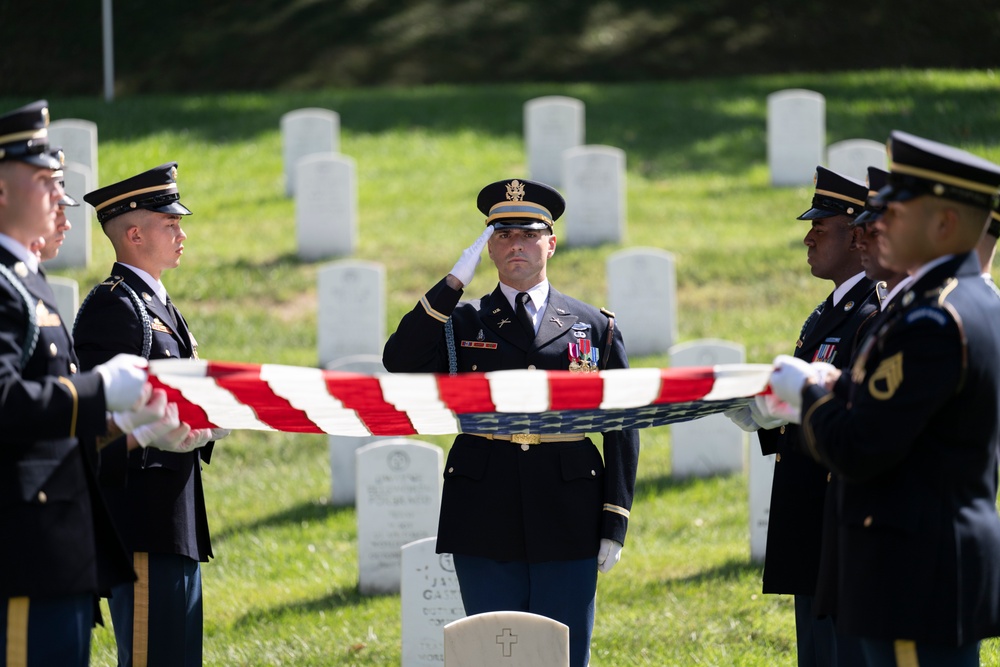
left=868, top=352, right=903, bottom=400
left=505, top=179, right=526, bottom=202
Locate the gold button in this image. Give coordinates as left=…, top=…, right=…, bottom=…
left=591, top=470, right=596, bottom=476
left=775, top=453, right=781, bottom=462
left=527, top=364, right=536, bottom=370
left=37, top=491, right=47, bottom=504
left=521, top=444, right=530, bottom=452
left=164, top=350, right=171, bottom=357
left=779, top=425, right=785, bottom=435
left=863, top=516, right=873, bottom=527
left=827, top=472, right=832, bottom=482
left=471, top=365, right=477, bottom=371
left=49, top=343, right=57, bottom=356
left=448, top=467, right=454, bottom=473
left=69, top=363, right=77, bottom=374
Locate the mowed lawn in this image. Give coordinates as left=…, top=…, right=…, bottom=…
left=6, top=69, right=1000, bottom=666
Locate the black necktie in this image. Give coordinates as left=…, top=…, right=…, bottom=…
left=515, top=292, right=534, bottom=336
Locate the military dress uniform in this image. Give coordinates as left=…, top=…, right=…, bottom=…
left=383, top=179, right=639, bottom=667
left=757, top=166, right=877, bottom=667
left=74, top=164, right=212, bottom=667
left=0, top=101, right=134, bottom=666
left=800, top=132, right=1000, bottom=667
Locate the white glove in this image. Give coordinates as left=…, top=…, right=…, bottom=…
left=132, top=403, right=188, bottom=450
left=111, top=387, right=167, bottom=434
left=755, top=393, right=801, bottom=425
left=448, top=226, right=495, bottom=287
left=811, top=361, right=840, bottom=390
left=724, top=404, right=759, bottom=432
left=768, top=355, right=821, bottom=410
left=209, top=428, right=231, bottom=441
left=597, top=538, right=623, bottom=574
left=94, top=354, right=150, bottom=411
left=178, top=428, right=214, bottom=452
left=750, top=395, right=790, bottom=429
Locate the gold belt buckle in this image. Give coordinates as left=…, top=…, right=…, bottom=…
left=511, top=433, right=541, bottom=445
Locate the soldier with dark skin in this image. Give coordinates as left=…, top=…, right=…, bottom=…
left=728, top=167, right=877, bottom=667
left=768, top=131, right=1000, bottom=667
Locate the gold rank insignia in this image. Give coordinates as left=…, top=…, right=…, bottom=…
left=151, top=317, right=174, bottom=334
left=35, top=302, right=61, bottom=327
left=868, top=351, right=903, bottom=400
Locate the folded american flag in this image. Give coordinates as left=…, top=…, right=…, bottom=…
left=147, top=359, right=771, bottom=436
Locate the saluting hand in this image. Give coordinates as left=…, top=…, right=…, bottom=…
left=448, top=225, right=495, bottom=288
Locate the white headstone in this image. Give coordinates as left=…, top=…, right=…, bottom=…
left=47, top=276, right=79, bottom=326
left=767, top=89, right=825, bottom=187
left=826, top=139, right=888, bottom=182
left=326, top=354, right=387, bottom=506
left=356, top=438, right=442, bottom=595
left=444, top=612, right=569, bottom=667
left=749, top=440, right=775, bottom=563
left=48, top=119, right=98, bottom=182
left=281, top=108, right=340, bottom=196
left=561, top=145, right=626, bottom=247
left=607, top=248, right=677, bottom=356
left=669, top=340, right=746, bottom=478
left=317, top=261, right=384, bottom=368
left=45, top=162, right=93, bottom=270
left=295, top=153, right=356, bottom=261
left=524, top=96, right=584, bottom=187
left=402, top=537, right=465, bottom=667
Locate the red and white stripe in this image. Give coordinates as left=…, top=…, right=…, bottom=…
left=147, top=359, right=772, bottom=435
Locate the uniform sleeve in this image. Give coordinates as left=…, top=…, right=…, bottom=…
left=0, top=280, right=106, bottom=440
left=597, top=317, right=640, bottom=544
left=801, top=311, right=962, bottom=483
left=383, top=277, right=463, bottom=373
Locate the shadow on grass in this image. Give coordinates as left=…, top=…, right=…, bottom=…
left=233, top=584, right=373, bottom=628
left=668, top=557, right=764, bottom=586
left=633, top=470, right=738, bottom=499
left=15, top=72, right=997, bottom=181
left=213, top=499, right=353, bottom=544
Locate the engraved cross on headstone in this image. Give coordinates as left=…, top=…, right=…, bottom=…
left=496, top=628, right=518, bottom=657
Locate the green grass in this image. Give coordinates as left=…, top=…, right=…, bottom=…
left=6, top=69, right=1000, bottom=665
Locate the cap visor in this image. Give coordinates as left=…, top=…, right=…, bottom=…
left=850, top=209, right=880, bottom=226
left=150, top=201, right=193, bottom=216
left=796, top=207, right=839, bottom=221
left=59, top=193, right=80, bottom=207
left=872, top=183, right=920, bottom=207
left=15, top=153, right=62, bottom=170
left=490, top=220, right=551, bottom=231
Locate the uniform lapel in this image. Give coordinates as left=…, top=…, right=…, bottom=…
left=479, top=285, right=533, bottom=350
left=114, top=263, right=191, bottom=356
left=800, top=278, right=873, bottom=354
left=535, top=288, right=579, bottom=351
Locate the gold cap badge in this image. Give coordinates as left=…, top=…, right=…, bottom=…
left=505, top=179, right=525, bottom=202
